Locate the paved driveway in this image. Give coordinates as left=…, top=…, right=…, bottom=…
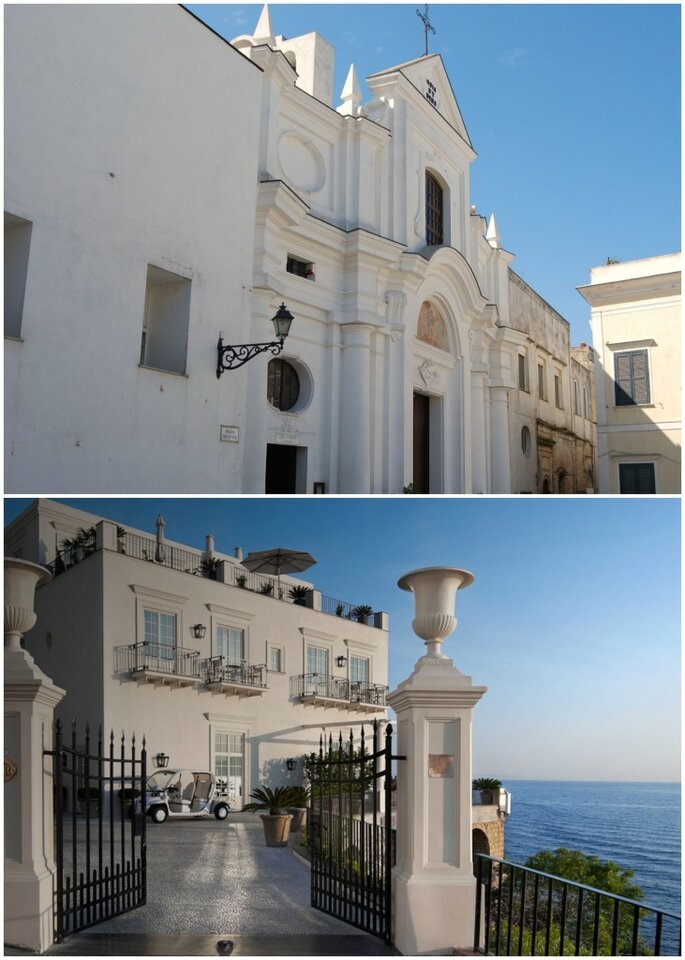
left=41, top=814, right=397, bottom=954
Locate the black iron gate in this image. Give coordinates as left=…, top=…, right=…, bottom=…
left=309, top=721, right=399, bottom=943
left=47, top=719, right=147, bottom=942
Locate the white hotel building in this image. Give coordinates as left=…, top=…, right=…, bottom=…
left=5, top=499, right=389, bottom=808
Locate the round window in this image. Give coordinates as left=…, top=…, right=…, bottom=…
left=267, top=359, right=300, bottom=411
left=521, top=426, right=531, bottom=456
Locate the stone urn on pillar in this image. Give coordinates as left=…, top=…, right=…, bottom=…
left=398, top=565, right=474, bottom=663
left=5, top=557, right=65, bottom=953
left=388, top=565, right=487, bottom=955
left=5, top=557, right=52, bottom=653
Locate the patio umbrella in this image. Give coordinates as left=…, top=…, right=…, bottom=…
left=155, top=514, right=166, bottom=563
left=241, top=547, right=316, bottom=598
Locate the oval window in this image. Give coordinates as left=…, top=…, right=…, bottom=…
left=267, top=359, right=300, bottom=411
left=521, top=426, right=531, bottom=456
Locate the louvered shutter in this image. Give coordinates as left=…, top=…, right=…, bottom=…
left=614, top=350, right=650, bottom=405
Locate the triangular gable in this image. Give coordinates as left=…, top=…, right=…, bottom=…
left=368, top=54, right=472, bottom=148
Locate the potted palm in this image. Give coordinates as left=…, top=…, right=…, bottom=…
left=352, top=604, right=373, bottom=625
left=286, top=786, right=310, bottom=833
left=243, top=786, right=299, bottom=846
left=289, top=585, right=311, bottom=607
left=472, top=777, right=502, bottom=805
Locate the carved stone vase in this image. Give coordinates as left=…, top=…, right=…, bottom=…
left=397, top=565, right=474, bottom=659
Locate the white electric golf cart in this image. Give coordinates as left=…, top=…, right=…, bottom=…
left=140, top=769, right=230, bottom=823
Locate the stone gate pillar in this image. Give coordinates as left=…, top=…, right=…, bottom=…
left=388, top=566, right=486, bottom=955
left=4, top=558, right=65, bottom=953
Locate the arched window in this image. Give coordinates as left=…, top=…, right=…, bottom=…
left=472, top=828, right=490, bottom=877
left=425, top=171, right=444, bottom=246
left=267, top=358, right=300, bottom=411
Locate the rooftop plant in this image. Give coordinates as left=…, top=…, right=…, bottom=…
left=472, top=777, right=502, bottom=791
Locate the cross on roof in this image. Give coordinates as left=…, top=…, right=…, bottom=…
left=416, top=5, right=436, bottom=57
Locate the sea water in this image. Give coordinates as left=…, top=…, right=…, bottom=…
left=501, top=780, right=681, bottom=953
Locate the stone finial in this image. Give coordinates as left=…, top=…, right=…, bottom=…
left=397, top=565, right=474, bottom=660
left=253, top=4, right=274, bottom=43
left=486, top=213, right=500, bottom=249
left=337, top=63, right=362, bottom=117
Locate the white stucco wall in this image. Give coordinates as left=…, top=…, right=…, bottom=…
left=5, top=5, right=262, bottom=493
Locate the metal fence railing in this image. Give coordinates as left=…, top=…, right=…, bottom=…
left=290, top=674, right=388, bottom=707
left=114, top=642, right=201, bottom=680
left=474, top=854, right=681, bottom=957
left=49, top=532, right=384, bottom=629
left=204, top=656, right=267, bottom=689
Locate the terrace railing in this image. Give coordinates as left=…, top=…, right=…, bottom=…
left=50, top=531, right=384, bottom=628
left=204, top=656, right=267, bottom=688
left=114, top=642, right=201, bottom=680
left=291, top=674, right=388, bottom=707
left=474, top=854, right=681, bottom=957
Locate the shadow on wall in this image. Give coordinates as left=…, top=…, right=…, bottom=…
left=593, top=354, right=681, bottom=493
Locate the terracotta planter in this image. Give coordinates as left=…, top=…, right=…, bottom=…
left=288, top=807, right=307, bottom=833
left=260, top=813, right=293, bottom=846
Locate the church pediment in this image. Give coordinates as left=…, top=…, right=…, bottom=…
left=368, top=54, right=472, bottom=147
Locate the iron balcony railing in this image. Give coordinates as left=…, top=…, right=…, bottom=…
left=114, top=642, right=201, bottom=680
left=204, top=656, right=267, bottom=688
left=474, top=854, right=681, bottom=957
left=291, top=674, right=388, bottom=707
left=50, top=530, right=384, bottom=628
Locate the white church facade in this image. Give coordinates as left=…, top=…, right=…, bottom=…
left=4, top=4, right=596, bottom=494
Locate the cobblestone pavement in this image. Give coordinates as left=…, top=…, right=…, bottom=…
left=36, top=814, right=398, bottom=955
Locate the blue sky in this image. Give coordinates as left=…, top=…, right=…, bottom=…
left=186, top=3, right=681, bottom=345
left=5, top=496, right=680, bottom=781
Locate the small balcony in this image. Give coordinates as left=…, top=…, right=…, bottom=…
left=204, top=656, right=267, bottom=698
left=114, top=642, right=201, bottom=688
left=290, top=674, right=388, bottom=712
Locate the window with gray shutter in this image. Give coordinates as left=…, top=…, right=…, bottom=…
left=619, top=462, right=656, bottom=494
left=614, top=350, right=650, bottom=405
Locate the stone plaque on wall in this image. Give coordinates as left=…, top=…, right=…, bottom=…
left=428, top=753, right=454, bottom=778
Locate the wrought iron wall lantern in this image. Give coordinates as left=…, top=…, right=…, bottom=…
left=216, top=303, right=294, bottom=376
left=286, top=758, right=296, bottom=771
left=154, top=752, right=169, bottom=769
left=191, top=623, right=207, bottom=639
left=335, top=655, right=348, bottom=668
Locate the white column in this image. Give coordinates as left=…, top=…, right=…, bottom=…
left=489, top=386, right=512, bottom=493
left=338, top=323, right=373, bottom=492
left=470, top=370, right=488, bottom=494
left=388, top=566, right=487, bottom=955
left=4, top=558, right=66, bottom=953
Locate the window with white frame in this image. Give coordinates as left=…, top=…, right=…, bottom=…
left=349, top=655, right=369, bottom=684
left=144, top=608, right=176, bottom=658
left=306, top=645, right=328, bottom=676
left=268, top=644, right=283, bottom=672
left=214, top=731, right=244, bottom=804
left=217, top=625, right=245, bottom=664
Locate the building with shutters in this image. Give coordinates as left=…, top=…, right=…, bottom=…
left=5, top=4, right=596, bottom=494
left=5, top=499, right=390, bottom=809
left=578, top=253, right=681, bottom=493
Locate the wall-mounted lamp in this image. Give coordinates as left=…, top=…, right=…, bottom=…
left=216, top=303, right=294, bottom=376
left=336, top=655, right=348, bottom=668
left=191, top=623, right=207, bottom=639
left=154, top=753, right=169, bottom=769
left=286, top=758, right=296, bottom=771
